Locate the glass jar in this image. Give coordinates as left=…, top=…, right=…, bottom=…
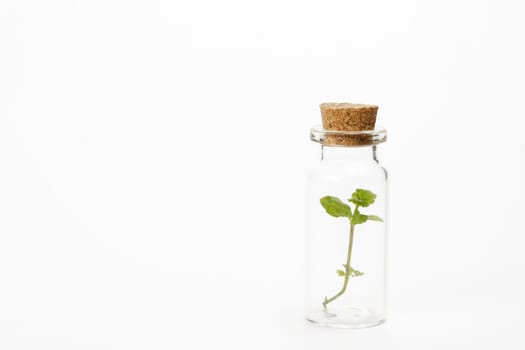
left=306, top=126, right=388, bottom=328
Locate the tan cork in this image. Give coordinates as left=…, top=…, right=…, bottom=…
left=320, top=102, right=378, bottom=146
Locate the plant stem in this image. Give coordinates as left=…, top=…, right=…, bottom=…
left=323, top=221, right=356, bottom=309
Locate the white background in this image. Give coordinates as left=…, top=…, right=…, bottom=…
left=1, top=0, right=524, bottom=349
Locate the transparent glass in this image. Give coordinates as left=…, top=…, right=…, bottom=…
left=306, top=126, right=388, bottom=328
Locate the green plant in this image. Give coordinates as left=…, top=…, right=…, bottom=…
left=320, top=188, right=383, bottom=309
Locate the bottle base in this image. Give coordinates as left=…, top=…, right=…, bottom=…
left=305, top=307, right=385, bottom=329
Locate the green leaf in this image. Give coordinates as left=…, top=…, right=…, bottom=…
left=349, top=267, right=364, bottom=277
left=338, top=265, right=364, bottom=277
left=350, top=208, right=368, bottom=225
left=367, top=215, right=384, bottom=222
left=342, top=264, right=364, bottom=277
left=348, top=188, right=377, bottom=208
left=320, top=196, right=351, bottom=218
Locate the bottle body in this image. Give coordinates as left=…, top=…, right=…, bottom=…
left=306, top=135, right=387, bottom=328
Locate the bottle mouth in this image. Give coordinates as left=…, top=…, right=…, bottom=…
left=310, top=125, right=387, bottom=146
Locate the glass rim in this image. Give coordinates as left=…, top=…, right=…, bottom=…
left=310, top=125, right=387, bottom=146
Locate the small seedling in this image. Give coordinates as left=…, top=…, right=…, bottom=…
left=320, top=188, right=383, bottom=309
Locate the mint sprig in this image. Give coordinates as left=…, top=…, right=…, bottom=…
left=319, top=188, right=383, bottom=309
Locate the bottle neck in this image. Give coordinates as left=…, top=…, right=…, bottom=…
left=321, top=145, right=378, bottom=163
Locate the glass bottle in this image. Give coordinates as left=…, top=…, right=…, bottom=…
left=306, top=126, right=387, bottom=328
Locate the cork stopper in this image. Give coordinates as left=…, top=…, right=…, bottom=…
left=320, top=103, right=379, bottom=146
